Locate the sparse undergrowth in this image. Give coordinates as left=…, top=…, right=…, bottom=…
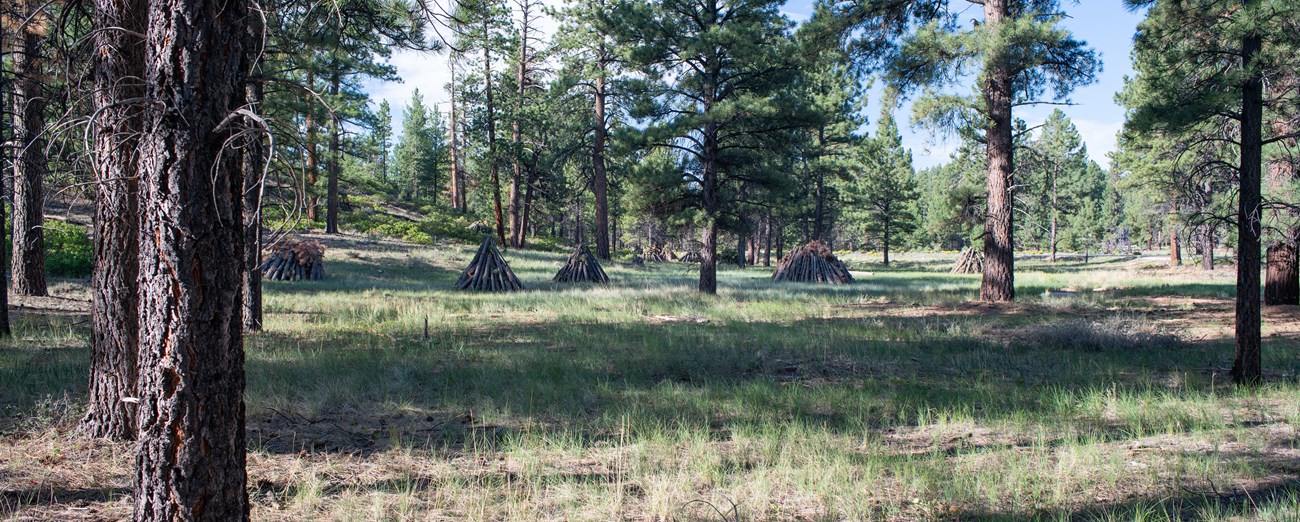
left=2, top=235, right=1298, bottom=521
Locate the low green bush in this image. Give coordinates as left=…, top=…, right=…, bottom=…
left=44, top=221, right=93, bottom=278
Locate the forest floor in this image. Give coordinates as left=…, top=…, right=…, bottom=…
left=1, top=235, right=1298, bottom=521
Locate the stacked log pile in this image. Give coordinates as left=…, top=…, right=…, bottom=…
left=643, top=247, right=669, bottom=262
left=553, top=244, right=609, bottom=284
left=456, top=237, right=525, bottom=292
left=771, top=241, right=853, bottom=284
left=951, top=248, right=984, bottom=274
left=260, top=238, right=326, bottom=281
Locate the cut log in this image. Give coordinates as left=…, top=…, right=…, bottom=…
left=456, top=236, right=525, bottom=292
left=951, top=248, right=983, bottom=274
left=260, top=238, right=326, bottom=281
left=553, top=244, right=609, bottom=284
left=771, top=240, right=853, bottom=284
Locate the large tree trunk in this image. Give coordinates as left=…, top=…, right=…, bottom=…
left=1264, top=242, right=1298, bottom=306
left=11, top=7, right=47, bottom=297
left=1200, top=224, right=1215, bottom=271
left=484, top=25, right=505, bottom=246
left=1169, top=226, right=1182, bottom=267
left=304, top=69, right=319, bottom=220
left=448, top=59, right=462, bottom=211
left=133, top=0, right=249, bottom=518
left=1232, top=30, right=1263, bottom=386
left=883, top=218, right=891, bottom=267
left=593, top=73, right=611, bottom=260
left=519, top=166, right=536, bottom=248
left=242, top=75, right=265, bottom=332
left=0, top=24, right=10, bottom=336
left=763, top=212, right=772, bottom=267
left=979, top=0, right=1015, bottom=303
left=507, top=9, right=529, bottom=248
left=325, top=71, right=340, bottom=234
left=79, top=0, right=145, bottom=440
left=736, top=224, right=747, bottom=269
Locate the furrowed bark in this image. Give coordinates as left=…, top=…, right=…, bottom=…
left=80, top=0, right=145, bottom=440
left=1232, top=28, right=1263, bottom=386
left=979, top=0, right=1015, bottom=302
left=11, top=3, right=47, bottom=297
left=325, top=71, right=340, bottom=234
left=242, top=65, right=265, bottom=332
left=134, top=0, right=249, bottom=517
left=593, top=72, right=611, bottom=260
left=484, top=17, right=505, bottom=246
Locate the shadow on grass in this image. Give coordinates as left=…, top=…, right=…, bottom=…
left=956, top=479, right=1300, bottom=521
left=237, top=299, right=1299, bottom=458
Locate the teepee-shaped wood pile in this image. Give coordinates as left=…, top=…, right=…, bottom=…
left=261, top=238, right=326, bottom=281
left=951, top=248, right=984, bottom=274
left=771, top=241, right=853, bottom=284
left=553, top=244, right=609, bottom=284
left=455, top=236, right=525, bottom=292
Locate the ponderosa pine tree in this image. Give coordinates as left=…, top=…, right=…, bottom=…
left=10, top=0, right=49, bottom=297
left=132, top=0, right=250, bottom=517
left=609, top=0, right=804, bottom=294
left=1124, top=0, right=1300, bottom=384
left=1019, top=109, right=1102, bottom=262
left=78, top=0, right=145, bottom=440
left=556, top=0, right=620, bottom=259
left=856, top=110, right=918, bottom=267
left=373, top=99, right=392, bottom=184
left=829, top=0, right=1100, bottom=301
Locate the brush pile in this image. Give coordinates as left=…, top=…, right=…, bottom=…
left=260, top=238, right=326, bottom=281
left=678, top=251, right=702, bottom=263
left=553, top=244, right=609, bottom=284
left=456, top=236, right=525, bottom=292
left=642, top=246, right=673, bottom=262
left=951, top=248, right=984, bottom=274
left=771, top=241, right=853, bottom=284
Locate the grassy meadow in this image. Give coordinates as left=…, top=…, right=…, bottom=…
left=2, top=235, right=1299, bottom=521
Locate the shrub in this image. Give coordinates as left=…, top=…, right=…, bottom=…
left=44, top=221, right=93, bottom=278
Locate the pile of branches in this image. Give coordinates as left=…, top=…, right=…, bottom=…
left=260, top=238, right=326, bottom=281
left=951, top=248, right=984, bottom=274
left=456, top=237, right=525, bottom=292
left=553, top=244, right=609, bottom=284
left=678, top=251, right=702, bottom=263
left=771, top=241, right=853, bottom=284
left=642, top=247, right=669, bottom=262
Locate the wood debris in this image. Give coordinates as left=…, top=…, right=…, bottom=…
left=951, top=248, right=984, bottom=274
left=771, top=241, right=853, bottom=284
left=553, top=244, right=609, bottom=284
left=455, top=236, right=525, bottom=292
left=260, top=238, right=326, bottom=281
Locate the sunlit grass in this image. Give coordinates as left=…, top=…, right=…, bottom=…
left=1, top=235, right=1296, bottom=520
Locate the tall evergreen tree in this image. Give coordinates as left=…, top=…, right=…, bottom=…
left=10, top=0, right=49, bottom=297
left=1124, top=0, right=1300, bottom=384
left=80, top=0, right=145, bottom=440
left=556, top=0, right=621, bottom=259
left=373, top=99, right=393, bottom=183
left=830, top=0, right=1101, bottom=301
left=610, top=0, right=805, bottom=294
left=855, top=111, right=918, bottom=266
left=132, top=0, right=250, bottom=517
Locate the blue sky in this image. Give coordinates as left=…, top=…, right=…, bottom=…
left=365, top=0, right=1145, bottom=170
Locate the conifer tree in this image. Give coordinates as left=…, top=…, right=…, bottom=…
left=1123, top=0, right=1300, bottom=384
left=829, top=0, right=1100, bottom=301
